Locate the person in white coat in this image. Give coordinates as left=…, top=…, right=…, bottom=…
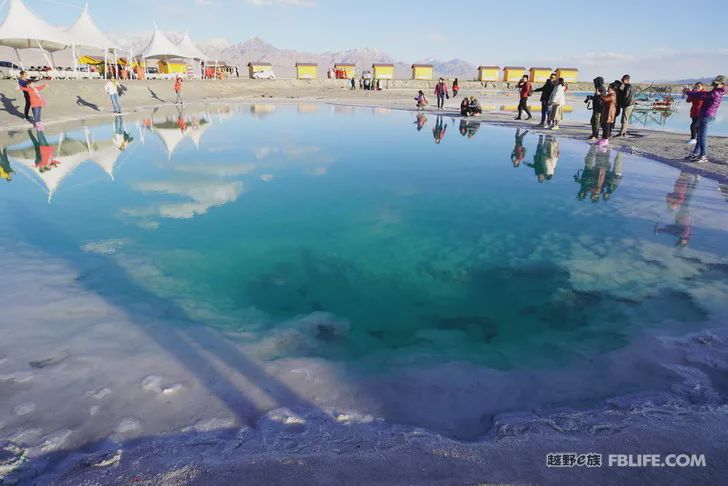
left=548, top=78, right=567, bottom=130
left=104, top=77, right=122, bottom=114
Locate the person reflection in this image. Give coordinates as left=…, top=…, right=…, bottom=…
left=28, top=129, right=60, bottom=173
left=113, top=116, right=134, bottom=152
left=176, top=105, right=187, bottom=134
left=510, top=128, right=529, bottom=167
left=602, top=152, right=623, bottom=201
left=458, top=119, right=480, bottom=139
left=0, top=148, right=13, bottom=181
left=655, top=171, right=700, bottom=247
left=414, top=112, right=428, bottom=132
left=433, top=115, right=447, bottom=144
left=527, top=134, right=558, bottom=182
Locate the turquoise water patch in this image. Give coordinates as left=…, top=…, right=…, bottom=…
left=1, top=104, right=726, bottom=373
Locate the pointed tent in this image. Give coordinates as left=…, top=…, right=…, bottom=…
left=140, top=28, right=186, bottom=60
left=152, top=121, right=188, bottom=159
left=0, top=0, right=71, bottom=51
left=175, top=32, right=207, bottom=61
left=90, top=141, right=128, bottom=180
left=187, top=119, right=211, bottom=149
left=66, top=4, right=122, bottom=52
left=9, top=137, right=90, bottom=203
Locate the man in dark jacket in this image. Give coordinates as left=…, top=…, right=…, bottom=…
left=533, top=72, right=556, bottom=127
left=18, top=71, right=31, bottom=119
left=588, top=76, right=605, bottom=141
left=616, top=74, right=635, bottom=137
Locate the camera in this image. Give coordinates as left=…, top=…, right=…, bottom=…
left=584, top=95, right=594, bottom=104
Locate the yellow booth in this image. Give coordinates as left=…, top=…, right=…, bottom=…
left=334, top=63, right=356, bottom=79
left=248, top=61, right=273, bottom=78
left=556, top=67, right=579, bottom=83
left=411, top=64, right=433, bottom=80
left=529, top=67, right=553, bottom=83
left=478, top=66, right=500, bottom=82
left=372, top=63, right=394, bottom=80
left=158, top=60, right=187, bottom=75
left=503, top=66, right=527, bottom=82
left=296, top=62, right=317, bottom=80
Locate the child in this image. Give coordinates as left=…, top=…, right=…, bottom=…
left=19, top=79, right=47, bottom=130
left=415, top=90, right=428, bottom=110
left=598, top=84, right=617, bottom=145
left=685, top=82, right=704, bottom=145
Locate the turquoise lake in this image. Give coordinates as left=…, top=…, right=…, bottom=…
left=1, top=103, right=727, bottom=376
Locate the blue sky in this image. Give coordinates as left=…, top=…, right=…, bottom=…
left=8, top=0, right=728, bottom=80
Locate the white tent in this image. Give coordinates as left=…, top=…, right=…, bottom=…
left=140, top=28, right=186, bottom=60
left=66, top=4, right=122, bottom=52
left=0, top=0, right=71, bottom=69
left=175, top=32, right=207, bottom=61
left=152, top=121, right=188, bottom=160
left=0, top=0, right=71, bottom=51
left=187, top=119, right=211, bottom=149
left=9, top=135, right=89, bottom=203
left=66, top=4, right=125, bottom=77
left=90, top=141, right=125, bottom=180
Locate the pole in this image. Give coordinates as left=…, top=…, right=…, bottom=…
left=35, top=40, right=54, bottom=79
left=104, top=48, right=108, bottom=79
left=14, top=48, right=24, bottom=70
left=72, top=45, right=78, bottom=78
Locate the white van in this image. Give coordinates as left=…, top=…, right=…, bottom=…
left=0, top=61, right=22, bottom=79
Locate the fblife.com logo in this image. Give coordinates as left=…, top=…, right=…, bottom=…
left=547, top=453, right=707, bottom=468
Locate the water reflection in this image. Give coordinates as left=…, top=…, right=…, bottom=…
left=432, top=115, right=447, bottom=144
left=458, top=119, right=480, bottom=139
left=574, top=145, right=622, bottom=202
left=526, top=134, right=559, bottom=182
left=0, top=147, right=12, bottom=181
left=414, top=113, right=428, bottom=132
left=510, top=128, right=528, bottom=167
left=655, top=171, right=700, bottom=247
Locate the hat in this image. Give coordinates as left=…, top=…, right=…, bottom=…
left=713, top=75, right=726, bottom=85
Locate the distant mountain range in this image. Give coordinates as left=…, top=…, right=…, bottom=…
left=111, top=34, right=479, bottom=79
left=0, top=34, right=481, bottom=78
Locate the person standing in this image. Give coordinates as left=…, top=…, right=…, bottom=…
left=434, top=78, right=449, bottom=110
left=104, top=77, right=122, bottom=114
left=18, top=71, right=31, bottom=120
left=533, top=72, right=556, bottom=127
left=616, top=74, right=635, bottom=137
left=588, top=77, right=606, bottom=141
left=684, top=75, right=726, bottom=163
left=19, top=79, right=47, bottom=130
left=515, top=74, right=532, bottom=120
left=685, top=82, right=704, bottom=145
left=598, top=83, right=617, bottom=145
left=452, top=78, right=459, bottom=98
left=350, top=77, right=356, bottom=90
left=174, top=76, right=184, bottom=105
left=547, top=78, right=566, bottom=130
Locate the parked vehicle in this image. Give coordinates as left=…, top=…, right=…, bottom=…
left=0, top=61, right=22, bottom=79
left=252, top=69, right=276, bottom=80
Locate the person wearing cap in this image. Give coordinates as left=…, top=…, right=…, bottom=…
left=683, top=75, right=726, bottom=163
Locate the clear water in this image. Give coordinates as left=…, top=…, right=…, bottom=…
left=1, top=104, right=727, bottom=375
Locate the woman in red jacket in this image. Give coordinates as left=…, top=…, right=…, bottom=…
left=598, top=83, right=617, bottom=145
left=685, top=82, right=704, bottom=145
left=19, top=79, right=47, bottom=129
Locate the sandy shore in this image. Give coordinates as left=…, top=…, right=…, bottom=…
left=1, top=79, right=726, bottom=182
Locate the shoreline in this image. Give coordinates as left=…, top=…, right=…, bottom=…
left=1, top=79, right=727, bottom=183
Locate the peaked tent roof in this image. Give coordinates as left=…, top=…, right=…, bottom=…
left=9, top=137, right=90, bottom=203
left=140, top=28, right=186, bottom=60
left=152, top=121, right=188, bottom=159
left=175, top=32, right=207, bottom=61
left=66, top=4, right=123, bottom=52
left=0, top=0, right=71, bottom=51
left=90, top=140, right=128, bottom=180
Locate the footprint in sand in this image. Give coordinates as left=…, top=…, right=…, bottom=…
left=141, top=375, right=183, bottom=395
left=29, top=351, right=70, bottom=369
left=86, top=388, right=112, bottom=400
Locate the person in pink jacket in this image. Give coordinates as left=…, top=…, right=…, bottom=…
left=19, top=79, right=47, bottom=129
